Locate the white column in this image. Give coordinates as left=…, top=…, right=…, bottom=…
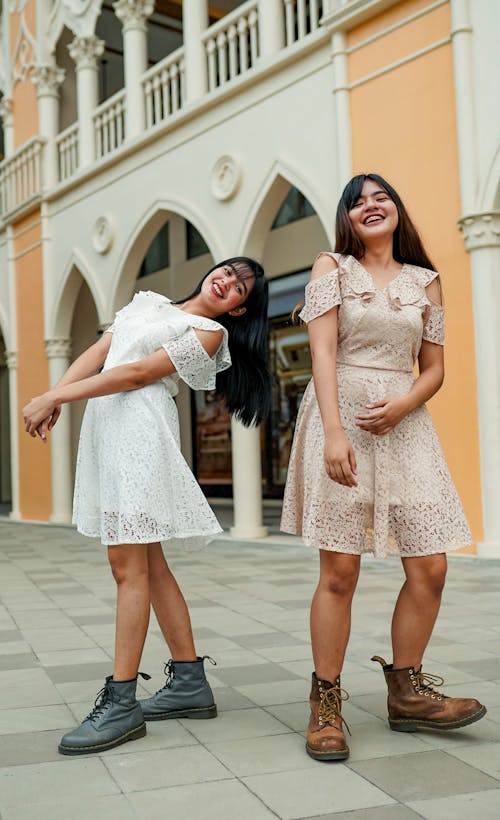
left=331, top=29, right=351, bottom=198
left=459, top=212, right=500, bottom=557
left=5, top=351, right=20, bottom=520
left=68, top=35, right=105, bottom=167
left=114, top=0, right=154, bottom=139
left=182, top=0, right=208, bottom=103
left=230, top=418, right=267, bottom=539
left=45, top=338, right=73, bottom=524
left=450, top=0, right=477, bottom=214
left=0, top=97, right=14, bottom=157
left=31, top=65, right=65, bottom=189
left=258, top=0, right=285, bottom=58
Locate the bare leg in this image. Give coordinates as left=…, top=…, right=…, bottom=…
left=147, top=542, right=197, bottom=660
left=108, top=544, right=151, bottom=681
left=310, top=551, right=361, bottom=681
left=392, top=553, right=447, bottom=669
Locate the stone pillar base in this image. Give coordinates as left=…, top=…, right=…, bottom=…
left=230, top=524, right=268, bottom=540
left=476, top=540, right=500, bottom=559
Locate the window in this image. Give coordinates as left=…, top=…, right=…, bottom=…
left=272, top=187, right=316, bottom=229
left=138, top=223, right=169, bottom=278
left=186, top=221, right=210, bottom=259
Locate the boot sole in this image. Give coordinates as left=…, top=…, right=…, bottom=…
left=389, top=705, right=487, bottom=732
left=58, top=723, right=147, bottom=755
left=143, top=704, right=217, bottom=722
left=306, top=743, right=349, bottom=761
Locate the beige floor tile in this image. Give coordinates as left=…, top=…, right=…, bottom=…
left=407, top=788, right=500, bottom=820
left=128, top=778, right=276, bottom=819
left=103, top=745, right=230, bottom=791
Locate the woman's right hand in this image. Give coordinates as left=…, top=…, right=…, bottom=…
left=324, top=432, right=357, bottom=487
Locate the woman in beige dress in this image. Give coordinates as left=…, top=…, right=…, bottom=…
left=281, top=173, right=486, bottom=761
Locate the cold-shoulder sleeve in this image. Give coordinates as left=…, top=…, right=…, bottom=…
left=422, top=302, right=445, bottom=345
left=162, top=325, right=231, bottom=390
left=299, top=254, right=342, bottom=323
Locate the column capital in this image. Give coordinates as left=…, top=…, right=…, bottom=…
left=68, top=35, right=105, bottom=70
left=45, top=338, right=72, bottom=359
left=459, top=211, right=500, bottom=251
left=31, top=64, right=65, bottom=98
left=113, top=0, right=155, bottom=32
left=4, top=350, right=18, bottom=370
left=0, top=96, right=13, bottom=125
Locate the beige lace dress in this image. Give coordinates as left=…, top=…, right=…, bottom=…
left=280, top=253, right=472, bottom=557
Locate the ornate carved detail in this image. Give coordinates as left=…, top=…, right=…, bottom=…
left=459, top=212, right=500, bottom=251
left=45, top=338, right=73, bottom=359
left=113, top=0, right=155, bottom=32
left=5, top=350, right=18, bottom=369
left=0, top=97, right=14, bottom=125
left=68, top=35, right=105, bottom=70
left=211, top=155, right=241, bottom=201
left=32, top=65, right=66, bottom=98
left=11, top=5, right=37, bottom=86
left=92, top=216, right=115, bottom=254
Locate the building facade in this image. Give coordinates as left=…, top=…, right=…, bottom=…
left=0, top=0, right=499, bottom=555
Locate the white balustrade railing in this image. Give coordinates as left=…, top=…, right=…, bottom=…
left=283, top=0, right=323, bottom=46
left=94, top=89, right=126, bottom=160
left=143, top=47, right=185, bottom=129
left=0, top=137, right=44, bottom=217
left=203, top=0, right=259, bottom=93
left=56, top=122, right=79, bottom=182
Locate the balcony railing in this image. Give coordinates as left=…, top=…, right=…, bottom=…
left=56, top=122, right=79, bottom=183
left=283, top=0, right=324, bottom=46
left=0, top=137, right=44, bottom=217
left=143, top=47, right=186, bottom=129
left=203, top=0, right=259, bottom=93
left=94, top=89, right=126, bottom=160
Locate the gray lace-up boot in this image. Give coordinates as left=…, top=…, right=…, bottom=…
left=58, top=673, right=150, bottom=755
left=140, top=656, right=217, bottom=721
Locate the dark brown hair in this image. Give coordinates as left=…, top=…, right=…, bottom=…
left=335, top=173, right=437, bottom=271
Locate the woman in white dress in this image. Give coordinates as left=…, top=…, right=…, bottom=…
left=23, top=258, right=270, bottom=755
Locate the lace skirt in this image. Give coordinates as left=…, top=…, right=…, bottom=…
left=281, top=365, right=472, bottom=557
left=73, top=383, right=222, bottom=547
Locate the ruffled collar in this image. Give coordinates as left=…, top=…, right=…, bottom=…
left=338, top=256, right=431, bottom=309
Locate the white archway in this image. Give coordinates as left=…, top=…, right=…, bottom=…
left=110, top=198, right=224, bottom=316
left=238, top=160, right=334, bottom=259
left=50, top=249, right=106, bottom=339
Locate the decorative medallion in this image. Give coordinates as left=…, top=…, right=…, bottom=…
left=92, top=216, right=115, bottom=254
left=211, top=155, right=241, bottom=201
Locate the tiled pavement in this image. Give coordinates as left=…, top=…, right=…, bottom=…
left=0, top=514, right=499, bottom=820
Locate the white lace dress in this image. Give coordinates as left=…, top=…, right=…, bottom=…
left=73, top=290, right=231, bottom=547
left=281, top=253, right=472, bottom=558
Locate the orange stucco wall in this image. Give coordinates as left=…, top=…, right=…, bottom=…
left=347, top=0, right=482, bottom=551
left=10, top=1, right=39, bottom=149
left=14, top=212, right=52, bottom=520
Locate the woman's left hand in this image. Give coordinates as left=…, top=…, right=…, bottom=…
left=356, top=395, right=411, bottom=436
left=23, top=393, right=57, bottom=437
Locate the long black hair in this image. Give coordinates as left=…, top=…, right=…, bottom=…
left=177, top=257, right=271, bottom=427
left=336, top=173, right=437, bottom=271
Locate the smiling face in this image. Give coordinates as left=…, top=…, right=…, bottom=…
left=348, top=179, right=399, bottom=243
left=201, top=263, right=255, bottom=316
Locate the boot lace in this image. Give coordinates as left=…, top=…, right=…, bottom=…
left=85, top=680, right=113, bottom=722
left=153, top=659, right=175, bottom=695
left=318, top=684, right=351, bottom=735
left=410, top=669, right=445, bottom=700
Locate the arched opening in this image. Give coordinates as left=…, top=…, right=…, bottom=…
left=69, top=279, right=100, bottom=479
left=55, top=26, right=77, bottom=131
left=243, top=173, right=330, bottom=500
left=0, top=331, right=11, bottom=515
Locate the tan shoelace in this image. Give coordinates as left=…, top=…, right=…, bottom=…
left=318, top=685, right=351, bottom=735
left=411, top=669, right=445, bottom=700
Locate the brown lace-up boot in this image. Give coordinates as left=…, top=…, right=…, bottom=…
left=372, top=655, right=486, bottom=732
left=306, top=673, right=350, bottom=761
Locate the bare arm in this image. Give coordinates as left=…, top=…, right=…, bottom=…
left=23, top=328, right=223, bottom=436
left=307, top=256, right=357, bottom=487
left=56, top=332, right=113, bottom=387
